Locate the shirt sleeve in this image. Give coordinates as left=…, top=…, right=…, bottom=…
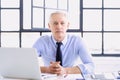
left=77, top=61, right=95, bottom=75
left=76, top=37, right=95, bottom=75
left=32, top=38, right=42, bottom=57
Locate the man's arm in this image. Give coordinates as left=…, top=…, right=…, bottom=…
left=40, top=66, right=49, bottom=73
left=40, top=62, right=82, bottom=75
left=65, top=66, right=81, bottom=74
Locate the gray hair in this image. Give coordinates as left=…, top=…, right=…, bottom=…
left=49, top=11, right=69, bottom=21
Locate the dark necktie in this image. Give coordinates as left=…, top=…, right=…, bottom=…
left=56, top=42, right=62, bottom=66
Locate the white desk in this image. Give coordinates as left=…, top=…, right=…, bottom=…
left=0, top=74, right=83, bottom=80
left=41, top=74, right=83, bottom=80
left=1, top=72, right=120, bottom=80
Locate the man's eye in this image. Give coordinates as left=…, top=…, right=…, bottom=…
left=61, top=22, right=65, bottom=25
left=53, top=22, right=58, bottom=25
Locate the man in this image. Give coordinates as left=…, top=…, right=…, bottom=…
left=33, top=11, right=94, bottom=76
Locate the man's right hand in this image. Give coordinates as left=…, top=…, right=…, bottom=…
left=47, top=61, right=67, bottom=76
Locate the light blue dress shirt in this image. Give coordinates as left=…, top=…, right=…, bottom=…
left=33, top=34, right=94, bottom=75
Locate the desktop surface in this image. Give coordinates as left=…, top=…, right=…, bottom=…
left=1, top=73, right=84, bottom=80
left=1, top=72, right=120, bottom=80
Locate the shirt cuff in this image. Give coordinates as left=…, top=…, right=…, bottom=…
left=77, top=64, right=94, bottom=75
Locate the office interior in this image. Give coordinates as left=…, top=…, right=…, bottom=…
left=0, top=0, right=120, bottom=75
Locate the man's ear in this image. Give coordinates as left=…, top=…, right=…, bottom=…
left=67, top=22, right=70, bottom=29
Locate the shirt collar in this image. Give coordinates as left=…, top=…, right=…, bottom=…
left=51, top=35, right=67, bottom=46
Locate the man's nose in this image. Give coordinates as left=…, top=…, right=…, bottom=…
left=57, top=23, right=62, bottom=28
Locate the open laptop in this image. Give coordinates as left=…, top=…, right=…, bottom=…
left=0, top=47, right=42, bottom=80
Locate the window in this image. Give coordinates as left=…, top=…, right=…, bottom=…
left=83, top=0, right=120, bottom=56
left=0, top=0, right=120, bottom=56
left=23, top=0, right=80, bottom=30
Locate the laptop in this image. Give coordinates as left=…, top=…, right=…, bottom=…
left=0, top=47, right=42, bottom=80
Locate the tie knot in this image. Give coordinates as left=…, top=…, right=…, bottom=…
left=56, top=42, right=62, bottom=46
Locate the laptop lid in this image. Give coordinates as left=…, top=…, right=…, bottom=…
left=0, top=48, right=41, bottom=80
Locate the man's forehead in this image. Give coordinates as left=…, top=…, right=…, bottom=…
left=50, top=15, right=68, bottom=22
left=50, top=19, right=68, bottom=23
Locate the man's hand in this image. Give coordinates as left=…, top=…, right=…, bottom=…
left=40, top=62, right=81, bottom=75
left=47, top=61, right=67, bottom=76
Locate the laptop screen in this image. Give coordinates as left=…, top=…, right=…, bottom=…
left=0, top=48, right=41, bottom=80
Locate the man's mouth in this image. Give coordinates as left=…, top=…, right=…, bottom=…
left=56, top=31, right=62, bottom=33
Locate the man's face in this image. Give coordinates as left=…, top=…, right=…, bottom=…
left=48, top=13, right=69, bottom=41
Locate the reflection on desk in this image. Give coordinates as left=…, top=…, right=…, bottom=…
left=1, top=72, right=120, bottom=80
left=41, top=73, right=84, bottom=80
left=1, top=74, right=83, bottom=80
